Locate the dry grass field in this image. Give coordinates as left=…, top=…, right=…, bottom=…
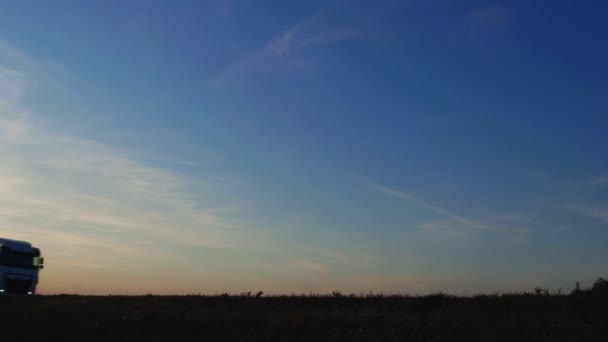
left=1, top=290, right=607, bottom=341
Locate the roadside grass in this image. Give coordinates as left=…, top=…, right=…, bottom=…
left=1, top=281, right=607, bottom=341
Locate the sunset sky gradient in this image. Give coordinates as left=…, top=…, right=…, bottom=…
left=0, top=0, right=607, bottom=295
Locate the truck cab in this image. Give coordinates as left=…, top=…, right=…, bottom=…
left=0, top=238, right=44, bottom=295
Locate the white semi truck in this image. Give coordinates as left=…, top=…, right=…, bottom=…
left=0, top=238, right=44, bottom=295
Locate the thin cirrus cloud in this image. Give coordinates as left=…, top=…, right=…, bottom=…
left=0, top=61, right=263, bottom=289
left=569, top=206, right=608, bottom=224
left=0, top=45, right=390, bottom=294
left=211, top=9, right=375, bottom=88
left=354, top=175, right=540, bottom=242
left=353, top=175, right=478, bottom=228
left=582, top=175, right=608, bottom=188
left=468, top=5, right=508, bottom=38
left=215, top=0, right=233, bottom=17
left=0, top=38, right=75, bottom=97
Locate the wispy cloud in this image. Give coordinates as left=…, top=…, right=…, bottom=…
left=215, top=0, right=233, bottom=17
left=355, top=176, right=542, bottom=242
left=211, top=8, right=374, bottom=88
left=417, top=221, right=478, bottom=241
left=0, top=65, right=25, bottom=96
left=0, top=39, right=38, bottom=71
left=268, top=13, right=372, bottom=57
left=0, top=38, right=74, bottom=97
left=0, top=42, right=391, bottom=293
left=0, top=98, right=250, bottom=248
left=0, top=55, right=270, bottom=293
left=468, top=5, right=508, bottom=38
left=581, top=175, right=608, bottom=188
left=354, top=176, right=478, bottom=228
left=569, top=206, right=608, bottom=224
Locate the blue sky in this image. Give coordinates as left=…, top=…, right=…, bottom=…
left=0, top=0, right=607, bottom=294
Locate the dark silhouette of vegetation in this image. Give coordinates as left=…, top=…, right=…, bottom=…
left=571, top=277, right=608, bottom=296
left=1, top=279, right=607, bottom=341
left=573, top=281, right=581, bottom=294
left=591, top=277, right=608, bottom=294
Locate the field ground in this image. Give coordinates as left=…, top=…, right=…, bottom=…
left=1, top=293, right=607, bottom=341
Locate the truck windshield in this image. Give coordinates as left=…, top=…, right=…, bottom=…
left=0, top=248, right=41, bottom=269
